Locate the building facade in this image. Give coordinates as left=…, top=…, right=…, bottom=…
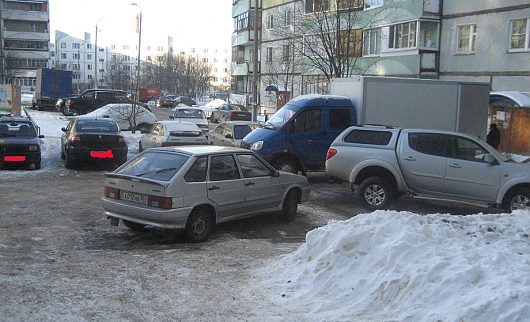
left=439, top=1, right=530, bottom=91
left=0, top=0, right=50, bottom=93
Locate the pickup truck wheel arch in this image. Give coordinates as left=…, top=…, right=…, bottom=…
left=502, top=186, right=530, bottom=212
left=358, top=176, right=395, bottom=211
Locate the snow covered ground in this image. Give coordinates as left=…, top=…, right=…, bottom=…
left=5, top=110, right=530, bottom=321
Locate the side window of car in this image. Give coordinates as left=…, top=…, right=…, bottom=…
left=152, top=123, right=162, bottom=135
left=449, top=136, right=488, bottom=162
left=82, top=92, right=94, bottom=100
left=237, top=154, right=271, bottom=178
left=184, top=157, right=208, bottom=182
left=66, top=120, right=75, bottom=132
left=408, top=133, right=449, bottom=157
left=293, top=108, right=321, bottom=133
left=344, top=129, right=392, bottom=145
left=329, top=108, right=351, bottom=131
left=209, top=155, right=241, bottom=181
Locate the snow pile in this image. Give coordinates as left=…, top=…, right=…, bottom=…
left=204, top=98, right=227, bottom=109
left=505, top=153, right=530, bottom=163
left=259, top=210, right=530, bottom=321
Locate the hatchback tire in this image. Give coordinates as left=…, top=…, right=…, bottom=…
left=281, top=190, right=300, bottom=222
left=185, top=208, right=213, bottom=243
left=359, top=176, right=394, bottom=211
left=503, top=187, right=530, bottom=212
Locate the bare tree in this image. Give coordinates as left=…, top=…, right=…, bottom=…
left=105, top=54, right=134, bottom=91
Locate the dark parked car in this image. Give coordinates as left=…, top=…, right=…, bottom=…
left=61, top=118, right=128, bottom=169
left=63, top=89, right=131, bottom=116
left=0, top=116, right=43, bottom=170
left=210, top=104, right=252, bottom=123
left=173, top=96, right=196, bottom=107
left=156, top=94, right=178, bottom=108
left=56, top=95, right=77, bottom=114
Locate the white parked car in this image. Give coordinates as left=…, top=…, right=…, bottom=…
left=170, top=106, right=209, bottom=135
left=208, top=121, right=260, bottom=147
left=80, top=103, right=156, bottom=132
left=138, top=120, right=208, bottom=152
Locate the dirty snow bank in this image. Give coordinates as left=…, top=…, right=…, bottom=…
left=258, top=210, right=530, bottom=322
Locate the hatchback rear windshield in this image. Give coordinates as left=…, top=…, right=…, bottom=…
left=116, top=151, right=189, bottom=181
left=0, top=122, right=37, bottom=137
left=76, top=120, right=118, bottom=133
left=174, top=109, right=205, bottom=119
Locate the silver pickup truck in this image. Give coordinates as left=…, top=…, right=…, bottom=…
left=325, top=125, right=530, bottom=212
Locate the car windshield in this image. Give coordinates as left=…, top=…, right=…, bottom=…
left=174, top=109, right=205, bottom=119
left=75, top=119, right=119, bottom=133
left=264, top=104, right=297, bottom=130
left=0, top=122, right=37, bottom=137
left=234, top=124, right=258, bottom=139
left=117, top=151, right=189, bottom=181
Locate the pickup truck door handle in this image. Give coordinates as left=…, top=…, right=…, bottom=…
left=448, top=163, right=462, bottom=168
left=403, top=156, right=416, bottom=161
left=208, top=186, right=220, bottom=191
left=245, top=182, right=255, bottom=186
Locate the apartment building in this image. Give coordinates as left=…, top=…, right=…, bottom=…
left=0, top=0, right=50, bottom=93
left=180, top=46, right=231, bottom=92
left=439, top=1, right=530, bottom=91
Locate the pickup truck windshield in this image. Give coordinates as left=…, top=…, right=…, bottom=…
left=264, top=104, right=297, bottom=130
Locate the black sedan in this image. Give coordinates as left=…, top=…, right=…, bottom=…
left=0, top=117, right=43, bottom=170
left=61, top=117, right=128, bottom=169
left=210, top=104, right=252, bottom=123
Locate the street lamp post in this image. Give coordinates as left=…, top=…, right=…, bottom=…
left=94, top=19, right=104, bottom=89
left=131, top=3, right=142, bottom=131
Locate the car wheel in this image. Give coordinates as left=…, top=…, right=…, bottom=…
left=281, top=190, right=300, bottom=222
left=503, top=187, right=530, bottom=212
left=138, top=142, right=144, bottom=153
left=273, top=157, right=299, bottom=174
left=65, top=149, right=75, bottom=169
left=123, top=220, right=146, bottom=231
left=62, top=105, right=74, bottom=116
left=185, top=208, right=213, bottom=243
left=359, top=176, right=395, bottom=211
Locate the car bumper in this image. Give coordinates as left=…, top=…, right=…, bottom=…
left=68, top=147, right=128, bottom=161
left=102, top=197, right=192, bottom=229
left=1, top=151, right=41, bottom=166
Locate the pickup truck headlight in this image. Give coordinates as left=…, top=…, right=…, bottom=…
left=28, top=145, right=39, bottom=151
left=250, top=141, right=263, bottom=151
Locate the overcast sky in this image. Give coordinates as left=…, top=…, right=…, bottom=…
left=49, top=0, right=233, bottom=49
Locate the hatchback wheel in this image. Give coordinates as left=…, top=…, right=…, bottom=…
left=359, top=176, right=394, bottom=211
left=185, top=208, right=213, bottom=243
left=504, top=187, right=530, bottom=212
left=281, top=190, right=300, bottom=222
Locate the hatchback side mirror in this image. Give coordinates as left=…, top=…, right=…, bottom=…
left=484, top=153, right=499, bottom=165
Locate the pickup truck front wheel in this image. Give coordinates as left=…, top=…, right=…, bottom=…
left=503, top=187, right=530, bottom=212
left=359, top=177, right=394, bottom=211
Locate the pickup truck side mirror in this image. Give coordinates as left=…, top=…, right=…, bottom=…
left=484, top=153, right=499, bottom=165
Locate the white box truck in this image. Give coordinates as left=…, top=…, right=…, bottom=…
left=330, top=76, right=491, bottom=138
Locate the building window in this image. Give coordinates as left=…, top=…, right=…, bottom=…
left=266, top=47, right=273, bottom=63
left=123, top=45, right=129, bottom=50
left=111, top=45, right=116, bottom=50
left=87, top=54, right=92, bottom=60
left=267, top=15, right=274, bottom=29
left=282, top=44, right=291, bottom=62
left=456, top=24, right=477, bottom=54
left=364, top=0, right=383, bottom=10
left=202, top=58, right=208, bottom=63
left=60, top=53, right=67, bottom=59
left=305, top=0, right=329, bottom=13
left=72, top=64, right=79, bottom=70
left=87, top=74, right=92, bottom=80
left=284, top=9, right=292, bottom=26
left=389, top=21, right=417, bottom=49
left=87, top=64, right=92, bottom=70
left=363, top=28, right=381, bottom=55
left=87, top=44, right=92, bottom=49
left=72, top=43, right=80, bottom=49
left=60, top=64, right=67, bottom=69
left=339, top=29, right=363, bottom=57
left=510, top=18, right=529, bottom=51
left=61, top=42, right=66, bottom=49
left=73, top=53, right=79, bottom=59
left=337, top=0, right=363, bottom=10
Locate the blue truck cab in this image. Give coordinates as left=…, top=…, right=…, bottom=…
left=240, top=94, right=356, bottom=174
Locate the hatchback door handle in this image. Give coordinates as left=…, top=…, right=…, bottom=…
left=403, top=156, right=416, bottom=161
left=448, top=163, right=462, bottom=168
left=208, top=186, right=220, bottom=191
left=245, top=182, right=255, bottom=186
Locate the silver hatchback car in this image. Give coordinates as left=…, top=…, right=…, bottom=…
left=102, top=146, right=310, bottom=242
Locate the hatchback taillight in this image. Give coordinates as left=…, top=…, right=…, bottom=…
left=147, top=195, right=172, bottom=209
left=104, top=186, right=120, bottom=199
left=326, top=148, right=337, bottom=160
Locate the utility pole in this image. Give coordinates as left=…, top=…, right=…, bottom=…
left=251, top=0, right=260, bottom=121
left=131, top=3, right=142, bottom=132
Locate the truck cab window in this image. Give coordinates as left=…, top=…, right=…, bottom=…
left=408, top=133, right=448, bottom=157
left=293, top=108, right=321, bottom=132
left=450, top=136, right=488, bottom=162
left=330, top=108, right=351, bottom=130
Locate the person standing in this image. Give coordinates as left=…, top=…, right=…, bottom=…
left=487, top=123, right=501, bottom=150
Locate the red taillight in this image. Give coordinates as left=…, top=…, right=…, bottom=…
left=147, top=195, right=172, bottom=209
left=326, top=148, right=337, bottom=160
left=104, top=186, right=120, bottom=199
left=69, top=134, right=81, bottom=145
left=4, top=156, right=26, bottom=162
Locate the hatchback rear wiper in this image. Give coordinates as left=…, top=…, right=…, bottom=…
left=135, top=167, right=179, bottom=177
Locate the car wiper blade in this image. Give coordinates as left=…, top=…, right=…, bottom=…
left=135, top=167, right=179, bottom=177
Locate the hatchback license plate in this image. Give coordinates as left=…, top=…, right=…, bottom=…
left=121, top=191, right=147, bottom=205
